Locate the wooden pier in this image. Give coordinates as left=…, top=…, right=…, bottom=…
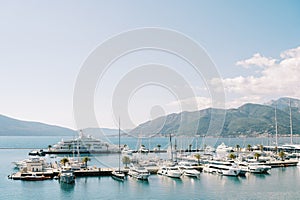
left=264, top=160, right=299, bottom=168
left=8, top=168, right=115, bottom=180
left=74, top=168, right=113, bottom=177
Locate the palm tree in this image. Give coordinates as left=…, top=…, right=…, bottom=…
left=60, top=157, right=69, bottom=166
left=82, top=156, right=91, bottom=168
left=122, top=156, right=131, bottom=168
left=194, top=154, right=201, bottom=165
left=259, top=144, right=264, bottom=152
left=274, top=146, right=278, bottom=153
left=254, top=152, right=261, bottom=161
left=235, top=144, right=240, bottom=152
left=157, top=144, right=161, bottom=152
left=105, top=143, right=109, bottom=152
left=278, top=151, right=285, bottom=161
left=228, top=153, right=236, bottom=160
left=48, top=145, right=52, bottom=151
left=247, top=144, right=252, bottom=151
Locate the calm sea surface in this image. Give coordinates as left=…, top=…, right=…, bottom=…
left=1, top=136, right=300, bottom=200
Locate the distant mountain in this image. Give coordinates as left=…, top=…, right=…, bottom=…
left=0, top=114, right=129, bottom=137
left=2, top=97, right=300, bottom=137
left=82, top=127, right=126, bottom=137
left=266, top=97, right=300, bottom=111
left=130, top=98, right=300, bottom=137
left=0, top=115, right=76, bottom=136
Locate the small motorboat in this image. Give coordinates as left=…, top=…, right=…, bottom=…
left=28, top=149, right=46, bottom=156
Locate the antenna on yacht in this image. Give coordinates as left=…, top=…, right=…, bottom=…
left=289, top=98, right=293, bottom=144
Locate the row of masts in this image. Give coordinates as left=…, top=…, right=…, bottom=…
left=274, top=99, right=294, bottom=147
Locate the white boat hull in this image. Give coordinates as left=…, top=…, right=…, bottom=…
left=111, top=171, right=126, bottom=181
left=158, top=167, right=182, bottom=178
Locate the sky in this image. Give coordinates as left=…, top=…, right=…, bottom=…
left=0, top=0, right=300, bottom=130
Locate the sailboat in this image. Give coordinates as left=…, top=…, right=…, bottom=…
left=289, top=99, right=293, bottom=145
left=111, top=118, right=126, bottom=181
left=275, top=104, right=278, bottom=149
left=281, top=99, right=300, bottom=151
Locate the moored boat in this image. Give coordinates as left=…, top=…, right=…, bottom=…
left=216, top=143, right=233, bottom=153
left=128, top=164, right=150, bottom=180
left=111, top=170, right=126, bottom=181
left=122, top=145, right=134, bottom=155
left=177, top=162, right=200, bottom=178
left=203, top=161, right=240, bottom=176
left=138, top=145, right=149, bottom=153
left=157, top=166, right=182, bottom=178
left=28, top=149, right=45, bottom=156
left=248, top=163, right=271, bottom=174
left=20, top=174, right=52, bottom=181
left=111, top=118, right=126, bottom=181
left=59, top=167, right=75, bottom=184
left=49, top=130, right=119, bottom=154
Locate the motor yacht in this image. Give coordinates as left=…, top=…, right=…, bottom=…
left=216, top=143, right=233, bottom=153
left=128, top=164, right=150, bottom=180
left=59, top=167, right=75, bottom=184
left=203, top=160, right=240, bottom=176
left=177, top=162, right=200, bottom=178
left=157, top=166, right=182, bottom=178
left=49, top=131, right=119, bottom=154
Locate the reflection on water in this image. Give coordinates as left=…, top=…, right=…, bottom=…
left=128, top=176, right=150, bottom=185
left=60, top=182, right=75, bottom=192
left=247, top=173, right=268, bottom=181
left=157, top=174, right=183, bottom=186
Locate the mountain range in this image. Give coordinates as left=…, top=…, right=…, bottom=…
left=1, top=97, right=299, bottom=137
left=0, top=115, right=119, bottom=136
left=0, top=115, right=76, bottom=136
left=130, top=97, right=300, bottom=137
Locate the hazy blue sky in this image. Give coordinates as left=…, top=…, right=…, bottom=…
left=1, top=1, right=300, bottom=129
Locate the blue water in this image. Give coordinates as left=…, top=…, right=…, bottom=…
left=1, top=136, right=300, bottom=199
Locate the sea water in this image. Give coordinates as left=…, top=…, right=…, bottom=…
left=1, top=136, right=300, bottom=200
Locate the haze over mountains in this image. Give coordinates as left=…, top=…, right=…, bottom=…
left=1, top=97, right=299, bottom=137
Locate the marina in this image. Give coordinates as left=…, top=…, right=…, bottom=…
left=2, top=136, right=300, bottom=199
left=1, top=1, right=299, bottom=199
left=7, top=135, right=300, bottom=181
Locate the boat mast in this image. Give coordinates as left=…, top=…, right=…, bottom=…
left=169, top=134, right=173, bottom=161
left=118, top=118, right=121, bottom=172
left=275, top=104, right=278, bottom=148
left=289, top=99, right=293, bottom=144
left=77, top=130, right=81, bottom=160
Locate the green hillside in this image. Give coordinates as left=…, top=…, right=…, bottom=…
left=130, top=98, right=300, bottom=137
